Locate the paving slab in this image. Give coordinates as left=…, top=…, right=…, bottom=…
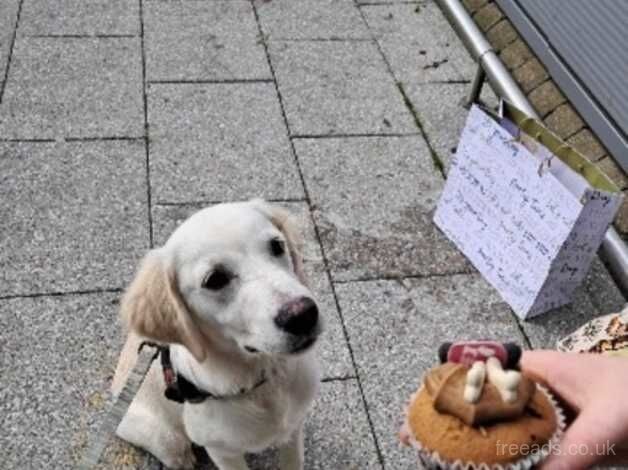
left=518, top=289, right=604, bottom=350
left=0, top=37, right=143, bottom=139
left=357, top=0, right=422, bottom=3
left=255, top=0, right=370, bottom=41
left=403, top=81, right=497, bottom=172
left=152, top=201, right=355, bottom=379
left=269, top=41, right=417, bottom=136
left=0, top=292, right=124, bottom=469
left=147, top=83, right=303, bottom=203
left=93, top=439, right=160, bottom=469
left=295, top=136, right=471, bottom=281
left=584, top=256, right=626, bottom=315
left=0, top=0, right=19, bottom=78
left=361, top=2, right=474, bottom=84
left=303, top=379, right=382, bottom=469
left=19, top=0, right=140, bottom=36
left=144, top=0, right=270, bottom=82
left=336, top=274, right=526, bottom=469
left=0, top=141, right=148, bottom=296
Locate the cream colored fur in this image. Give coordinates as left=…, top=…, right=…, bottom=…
left=111, top=200, right=322, bottom=469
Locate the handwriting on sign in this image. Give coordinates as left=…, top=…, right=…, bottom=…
left=588, top=191, right=613, bottom=208
left=434, top=104, right=623, bottom=319
left=477, top=248, right=495, bottom=271
left=559, top=263, right=579, bottom=278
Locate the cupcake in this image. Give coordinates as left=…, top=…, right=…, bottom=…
left=400, top=341, right=565, bottom=469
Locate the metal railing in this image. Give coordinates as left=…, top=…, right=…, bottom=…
left=436, top=0, right=628, bottom=298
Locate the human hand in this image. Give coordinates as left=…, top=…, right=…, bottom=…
left=521, top=350, right=628, bottom=469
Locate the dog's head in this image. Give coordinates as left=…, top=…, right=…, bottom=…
left=121, top=199, right=322, bottom=362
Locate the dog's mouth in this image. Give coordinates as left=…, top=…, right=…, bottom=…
left=244, top=335, right=318, bottom=355
left=289, top=335, right=318, bottom=354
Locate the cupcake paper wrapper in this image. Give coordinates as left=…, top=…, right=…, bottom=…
left=401, top=385, right=566, bottom=470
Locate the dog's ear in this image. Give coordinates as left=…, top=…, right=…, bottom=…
left=252, top=199, right=308, bottom=286
left=120, top=250, right=207, bottom=362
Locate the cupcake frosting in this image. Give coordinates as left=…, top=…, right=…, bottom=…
left=424, top=362, right=536, bottom=426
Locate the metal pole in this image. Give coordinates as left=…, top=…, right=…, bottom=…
left=437, top=0, right=628, bottom=298
left=466, top=65, right=486, bottom=108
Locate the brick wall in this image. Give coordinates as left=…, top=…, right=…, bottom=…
left=462, top=0, right=628, bottom=236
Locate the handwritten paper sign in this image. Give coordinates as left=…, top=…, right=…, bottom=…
left=434, top=104, right=623, bottom=319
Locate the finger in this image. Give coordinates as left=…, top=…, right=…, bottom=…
left=540, top=407, right=623, bottom=470
left=399, top=421, right=412, bottom=446
left=520, top=351, right=588, bottom=410
left=398, top=427, right=410, bottom=446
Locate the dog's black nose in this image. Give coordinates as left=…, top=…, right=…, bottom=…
left=275, top=297, right=318, bottom=336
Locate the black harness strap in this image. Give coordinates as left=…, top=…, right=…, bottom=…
left=153, top=344, right=267, bottom=403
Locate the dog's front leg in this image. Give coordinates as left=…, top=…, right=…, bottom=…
left=208, top=451, right=249, bottom=470
left=279, top=425, right=304, bottom=470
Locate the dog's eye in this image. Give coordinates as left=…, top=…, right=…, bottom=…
left=269, top=238, right=285, bottom=257
left=203, top=268, right=231, bottom=290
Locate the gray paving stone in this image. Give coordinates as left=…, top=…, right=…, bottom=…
left=0, top=0, right=19, bottom=77
left=335, top=274, right=526, bottom=469
left=0, top=292, right=124, bottom=469
left=255, top=0, right=369, bottom=41
left=403, top=82, right=497, bottom=172
left=357, top=0, right=422, bottom=3
left=295, top=136, right=471, bottom=281
left=0, top=37, right=143, bottom=139
left=152, top=201, right=355, bottom=379
left=584, top=257, right=626, bottom=315
left=19, top=0, right=140, bottom=36
left=144, top=0, right=270, bottom=81
left=362, top=3, right=472, bottom=84
left=147, top=83, right=303, bottom=203
left=303, top=379, right=382, bottom=469
left=96, top=439, right=160, bottom=470
left=151, top=204, right=201, bottom=249
left=269, top=41, right=417, bottom=136
left=518, top=289, right=604, bottom=350
left=0, top=141, right=148, bottom=296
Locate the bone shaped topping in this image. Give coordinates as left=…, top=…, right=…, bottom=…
left=486, top=356, right=521, bottom=403
left=428, top=363, right=535, bottom=426
left=464, top=361, right=486, bottom=403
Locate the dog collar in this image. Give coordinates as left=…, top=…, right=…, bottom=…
left=142, top=342, right=267, bottom=403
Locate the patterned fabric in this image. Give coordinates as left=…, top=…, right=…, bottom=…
left=557, top=304, right=628, bottom=356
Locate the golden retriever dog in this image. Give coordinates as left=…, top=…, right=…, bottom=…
left=111, top=199, right=323, bottom=469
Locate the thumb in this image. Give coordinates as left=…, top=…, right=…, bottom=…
left=541, top=405, right=621, bottom=470
left=520, top=350, right=588, bottom=411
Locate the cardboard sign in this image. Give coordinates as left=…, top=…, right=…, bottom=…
left=434, top=102, right=623, bottom=319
